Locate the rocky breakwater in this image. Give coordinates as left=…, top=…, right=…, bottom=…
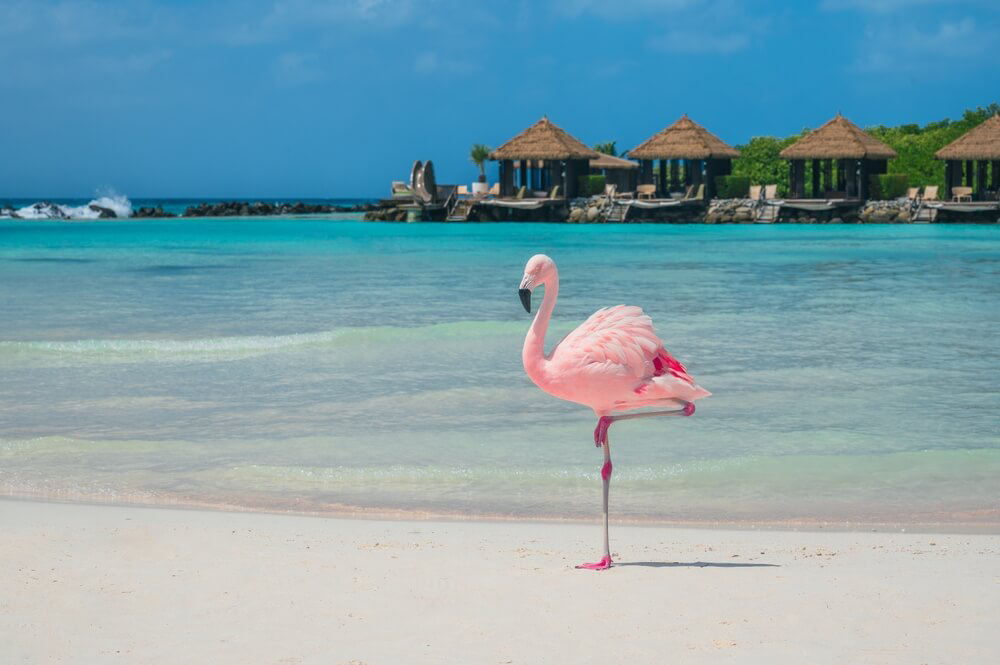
left=182, top=201, right=375, bottom=217
left=704, top=198, right=758, bottom=223
left=858, top=200, right=914, bottom=223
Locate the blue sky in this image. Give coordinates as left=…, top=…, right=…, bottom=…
left=1, top=0, right=997, bottom=198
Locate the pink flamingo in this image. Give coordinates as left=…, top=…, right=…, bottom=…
left=519, top=254, right=710, bottom=570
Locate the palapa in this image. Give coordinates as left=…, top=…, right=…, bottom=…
left=780, top=114, right=897, bottom=160
left=628, top=115, right=739, bottom=160
left=490, top=117, right=599, bottom=160
left=935, top=114, right=1000, bottom=161
left=589, top=153, right=639, bottom=170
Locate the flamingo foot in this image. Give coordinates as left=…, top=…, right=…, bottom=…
left=576, top=555, right=613, bottom=571
left=594, top=416, right=613, bottom=447
left=683, top=401, right=695, bottom=416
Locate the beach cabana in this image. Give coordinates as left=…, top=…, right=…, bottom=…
left=935, top=113, right=1000, bottom=201
left=627, top=115, right=740, bottom=199
left=490, top=117, right=599, bottom=199
left=779, top=114, right=896, bottom=200
left=589, top=153, right=638, bottom=193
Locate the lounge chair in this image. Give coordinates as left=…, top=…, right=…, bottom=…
left=764, top=184, right=777, bottom=200
left=488, top=183, right=500, bottom=196
left=906, top=187, right=919, bottom=200
left=951, top=186, right=973, bottom=202
left=748, top=185, right=762, bottom=201
left=922, top=185, right=939, bottom=201
left=391, top=181, right=414, bottom=199
left=604, top=184, right=618, bottom=199
left=637, top=184, right=656, bottom=200
left=515, top=186, right=526, bottom=200
left=457, top=185, right=469, bottom=196
left=685, top=184, right=704, bottom=201
left=548, top=185, right=561, bottom=199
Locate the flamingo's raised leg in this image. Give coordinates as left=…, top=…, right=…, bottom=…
left=577, top=403, right=696, bottom=572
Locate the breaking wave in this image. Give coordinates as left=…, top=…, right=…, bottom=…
left=1, top=192, right=132, bottom=220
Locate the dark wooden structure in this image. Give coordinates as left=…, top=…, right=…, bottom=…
left=935, top=113, right=1000, bottom=201
left=590, top=153, right=639, bottom=193
left=490, top=117, right=599, bottom=199
left=627, top=115, right=740, bottom=199
left=779, top=114, right=897, bottom=200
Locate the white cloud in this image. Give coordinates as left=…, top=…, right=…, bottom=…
left=854, top=17, right=994, bottom=72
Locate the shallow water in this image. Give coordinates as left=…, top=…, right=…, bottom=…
left=1, top=219, right=998, bottom=525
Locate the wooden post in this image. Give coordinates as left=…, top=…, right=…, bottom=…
left=823, top=159, right=833, bottom=195
left=944, top=161, right=952, bottom=198
left=670, top=159, right=679, bottom=191
left=976, top=160, right=987, bottom=198
left=788, top=161, right=795, bottom=199
left=811, top=159, right=820, bottom=198
left=519, top=160, right=528, bottom=189
left=965, top=160, right=974, bottom=187
left=658, top=159, right=667, bottom=197
left=992, top=160, right=999, bottom=192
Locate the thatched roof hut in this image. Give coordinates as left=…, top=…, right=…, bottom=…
left=628, top=115, right=739, bottom=160
left=589, top=153, right=638, bottom=170
left=590, top=153, right=638, bottom=193
left=935, top=113, right=1000, bottom=160
left=780, top=114, right=896, bottom=199
left=935, top=114, right=1000, bottom=199
left=490, top=117, right=598, bottom=161
left=780, top=114, right=897, bottom=160
left=490, top=117, right=597, bottom=198
left=627, top=115, right=739, bottom=199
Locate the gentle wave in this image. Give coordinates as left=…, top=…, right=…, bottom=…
left=0, top=320, right=524, bottom=363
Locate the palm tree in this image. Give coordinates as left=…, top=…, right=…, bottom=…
left=470, top=144, right=491, bottom=183
left=593, top=141, right=617, bottom=157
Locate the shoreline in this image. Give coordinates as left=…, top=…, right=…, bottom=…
left=4, top=498, right=998, bottom=663
left=5, top=493, right=998, bottom=535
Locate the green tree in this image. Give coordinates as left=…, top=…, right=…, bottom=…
left=593, top=141, right=617, bottom=156
left=470, top=144, right=491, bottom=182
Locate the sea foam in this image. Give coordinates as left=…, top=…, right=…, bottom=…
left=3, top=192, right=132, bottom=219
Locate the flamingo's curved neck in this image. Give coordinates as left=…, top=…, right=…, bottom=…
left=523, top=270, right=559, bottom=381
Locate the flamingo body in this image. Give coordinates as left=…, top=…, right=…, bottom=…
left=518, top=254, right=709, bottom=570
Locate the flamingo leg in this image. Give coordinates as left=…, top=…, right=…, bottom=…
left=577, top=402, right=695, bottom=572
left=577, top=438, right=613, bottom=570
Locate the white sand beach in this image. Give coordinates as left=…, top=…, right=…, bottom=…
left=2, top=499, right=998, bottom=664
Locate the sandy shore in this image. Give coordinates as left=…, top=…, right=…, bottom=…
left=2, top=500, right=998, bottom=664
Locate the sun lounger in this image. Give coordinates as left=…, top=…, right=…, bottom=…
left=604, top=184, right=618, bottom=199
left=764, top=184, right=777, bottom=200
left=748, top=185, right=762, bottom=201
left=488, top=183, right=500, bottom=196
left=685, top=184, right=704, bottom=201
left=922, top=185, right=939, bottom=201
left=906, top=187, right=919, bottom=200
left=515, top=186, right=526, bottom=200
left=951, top=186, right=973, bottom=202
left=548, top=185, right=561, bottom=199
left=637, top=184, right=656, bottom=200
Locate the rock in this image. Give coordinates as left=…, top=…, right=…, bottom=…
left=87, top=204, right=117, bottom=218
left=568, top=208, right=584, bottom=223
left=585, top=206, right=599, bottom=222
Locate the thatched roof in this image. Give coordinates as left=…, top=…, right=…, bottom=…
left=490, top=116, right=599, bottom=160
left=935, top=114, right=1000, bottom=160
left=780, top=114, right=897, bottom=160
left=628, top=115, right=740, bottom=160
left=590, top=153, right=638, bottom=170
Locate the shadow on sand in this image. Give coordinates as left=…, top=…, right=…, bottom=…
left=615, top=561, right=779, bottom=569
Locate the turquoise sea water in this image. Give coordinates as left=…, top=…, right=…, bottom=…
left=1, top=219, right=998, bottom=526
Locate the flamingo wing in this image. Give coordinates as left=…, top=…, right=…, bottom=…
left=554, top=305, right=708, bottom=400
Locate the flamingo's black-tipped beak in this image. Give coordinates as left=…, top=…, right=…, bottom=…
left=519, top=288, right=531, bottom=313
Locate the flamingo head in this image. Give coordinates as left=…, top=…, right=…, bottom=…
left=519, top=254, right=556, bottom=313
